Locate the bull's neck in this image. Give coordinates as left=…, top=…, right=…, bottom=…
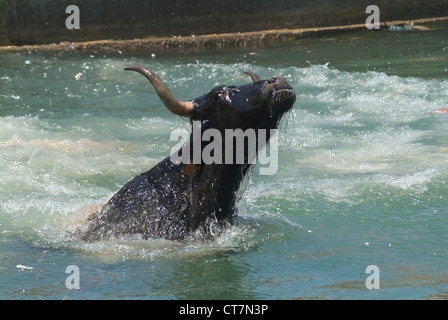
left=176, top=123, right=274, bottom=224
left=186, top=161, right=252, bottom=223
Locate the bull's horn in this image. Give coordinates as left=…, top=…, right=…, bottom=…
left=244, top=71, right=261, bottom=83
left=125, top=66, right=193, bottom=117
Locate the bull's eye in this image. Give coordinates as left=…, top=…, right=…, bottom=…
left=216, top=92, right=225, bottom=99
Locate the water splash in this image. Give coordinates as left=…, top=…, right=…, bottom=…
left=2, top=57, right=448, bottom=263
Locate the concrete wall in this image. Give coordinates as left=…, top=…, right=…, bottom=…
left=1, top=0, right=448, bottom=46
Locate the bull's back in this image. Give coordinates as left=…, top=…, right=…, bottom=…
left=78, top=158, right=191, bottom=241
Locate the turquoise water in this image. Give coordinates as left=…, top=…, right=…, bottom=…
left=1, top=26, right=448, bottom=300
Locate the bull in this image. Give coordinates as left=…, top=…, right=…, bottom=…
left=77, top=66, right=296, bottom=241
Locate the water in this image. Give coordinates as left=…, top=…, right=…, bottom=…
left=1, top=26, right=448, bottom=300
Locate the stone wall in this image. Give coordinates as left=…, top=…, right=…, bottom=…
left=1, top=0, right=448, bottom=46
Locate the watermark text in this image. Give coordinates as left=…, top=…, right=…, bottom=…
left=365, top=265, right=380, bottom=289
left=65, top=5, right=80, bottom=30
left=170, top=122, right=279, bottom=175
left=365, top=5, right=380, bottom=30
left=65, top=265, right=80, bottom=289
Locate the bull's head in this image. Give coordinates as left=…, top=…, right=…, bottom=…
left=78, top=66, right=296, bottom=241
left=124, top=66, right=295, bottom=132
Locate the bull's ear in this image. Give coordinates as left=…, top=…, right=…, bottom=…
left=244, top=71, right=261, bottom=83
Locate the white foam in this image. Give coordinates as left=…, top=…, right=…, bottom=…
left=3, top=62, right=448, bottom=259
